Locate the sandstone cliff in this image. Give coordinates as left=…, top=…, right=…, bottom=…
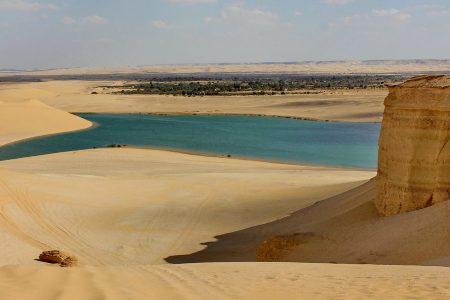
left=376, top=75, right=450, bottom=215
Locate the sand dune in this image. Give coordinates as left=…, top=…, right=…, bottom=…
left=168, top=179, right=450, bottom=266
left=0, top=100, right=91, bottom=146
left=0, top=148, right=373, bottom=266
left=0, top=263, right=449, bottom=300
left=0, top=80, right=387, bottom=122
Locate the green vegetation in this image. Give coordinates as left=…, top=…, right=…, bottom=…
left=104, top=75, right=404, bottom=97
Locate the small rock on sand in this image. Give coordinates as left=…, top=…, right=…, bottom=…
left=38, top=250, right=78, bottom=267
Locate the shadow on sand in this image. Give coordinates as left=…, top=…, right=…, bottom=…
left=166, top=178, right=450, bottom=266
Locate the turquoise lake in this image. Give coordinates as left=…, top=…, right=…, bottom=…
left=0, top=114, right=380, bottom=169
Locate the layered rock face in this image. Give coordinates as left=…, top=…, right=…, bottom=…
left=376, top=75, right=450, bottom=216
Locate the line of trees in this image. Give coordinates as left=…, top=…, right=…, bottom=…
left=109, top=75, right=400, bottom=97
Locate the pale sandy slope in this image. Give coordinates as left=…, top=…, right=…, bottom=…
left=0, top=263, right=449, bottom=300
left=0, top=148, right=373, bottom=265
left=0, top=80, right=387, bottom=122
left=169, top=179, right=450, bottom=267
left=0, top=99, right=91, bottom=146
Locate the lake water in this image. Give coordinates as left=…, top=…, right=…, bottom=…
left=0, top=114, right=380, bottom=169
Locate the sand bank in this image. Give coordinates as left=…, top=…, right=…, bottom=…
left=0, top=80, right=387, bottom=122
left=0, top=100, right=91, bottom=146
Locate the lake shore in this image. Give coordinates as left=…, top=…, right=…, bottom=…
left=0, top=113, right=379, bottom=169
left=0, top=80, right=387, bottom=122
left=0, top=100, right=92, bottom=147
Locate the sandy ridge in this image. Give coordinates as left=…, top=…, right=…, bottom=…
left=0, top=100, right=91, bottom=146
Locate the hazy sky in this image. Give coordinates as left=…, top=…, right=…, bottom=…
left=1, top=0, right=449, bottom=69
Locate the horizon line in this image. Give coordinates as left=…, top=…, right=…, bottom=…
left=2, top=58, right=450, bottom=73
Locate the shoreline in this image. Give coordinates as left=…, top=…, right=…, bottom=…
left=129, top=146, right=377, bottom=172
left=0, top=120, right=97, bottom=148
left=0, top=142, right=377, bottom=173
left=0, top=100, right=93, bottom=147
left=73, top=111, right=382, bottom=124
left=0, top=113, right=377, bottom=171
left=0, top=80, right=387, bottom=123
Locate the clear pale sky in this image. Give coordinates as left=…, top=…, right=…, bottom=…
left=0, top=0, right=449, bottom=69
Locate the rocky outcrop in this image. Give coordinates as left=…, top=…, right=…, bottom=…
left=38, top=250, right=78, bottom=267
left=376, top=75, right=450, bottom=216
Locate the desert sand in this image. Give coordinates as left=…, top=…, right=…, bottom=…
left=1, top=263, right=449, bottom=300
left=0, top=92, right=449, bottom=299
left=0, top=80, right=387, bottom=122
left=169, top=179, right=450, bottom=267
left=2, top=59, right=450, bottom=76
left=0, top=99, right=91, bottom=146
left=0, top=146, right=373, bottom=265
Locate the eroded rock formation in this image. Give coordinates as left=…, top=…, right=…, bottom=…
left=376, top=75, right=450, bottom=216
